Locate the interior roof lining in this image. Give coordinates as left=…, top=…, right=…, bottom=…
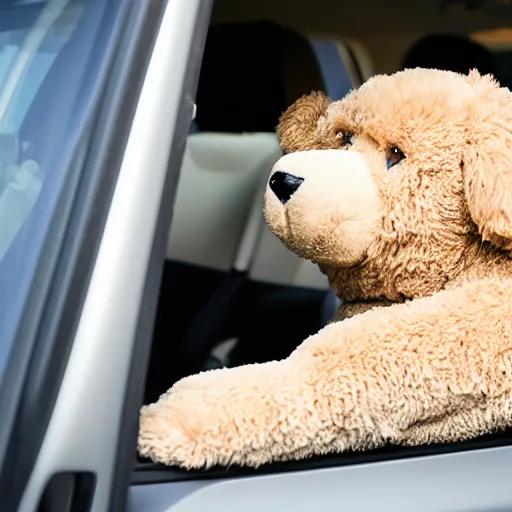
left=210, top=0, right=512, bottom=40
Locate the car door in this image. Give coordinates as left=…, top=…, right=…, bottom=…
left=0, top=0, right=212, bottom=510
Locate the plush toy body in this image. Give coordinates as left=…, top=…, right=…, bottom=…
left=139, top=68, right=512, bottom=469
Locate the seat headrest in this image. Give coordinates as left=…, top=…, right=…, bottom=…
left=401, top=34, right=497, bottom=76
left=195, top=21, right=325, bottom=133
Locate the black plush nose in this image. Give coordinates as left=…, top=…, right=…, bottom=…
left=269, top=171, right=304, bottom=204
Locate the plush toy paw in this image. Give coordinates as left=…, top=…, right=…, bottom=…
left=138, top=372, right=241, bottom=469
left=138, top=399, right=201, bottom=468
left=138, top=361, right=309, bottom=469
left=138, top=387, right=228, bottom=469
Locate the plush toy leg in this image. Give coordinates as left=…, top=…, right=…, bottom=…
left=138, top=358, right=324, bottom=468
left=138, top=278, right=512, bottom=469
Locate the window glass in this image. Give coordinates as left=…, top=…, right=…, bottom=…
left=0, top=28, right=73, bottom=128
left=0, top=0, right=120, bottom=381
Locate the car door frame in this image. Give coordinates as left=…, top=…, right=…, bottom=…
left=0, top=0, right=213, bottom=510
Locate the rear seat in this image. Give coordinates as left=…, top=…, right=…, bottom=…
left=145, top=22, right=356, bottom=403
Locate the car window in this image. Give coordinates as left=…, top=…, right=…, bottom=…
left=0, top=22, right=79, bottom=129
left=0, top=0, right=113, bottom=383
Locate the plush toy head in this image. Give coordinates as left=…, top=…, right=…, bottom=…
left=264, top=68, right=512, bottom=302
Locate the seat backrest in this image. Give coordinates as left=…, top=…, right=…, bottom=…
left=166, top=21, right=324, bottom=272
left=167, top=133, right=281, bottom=271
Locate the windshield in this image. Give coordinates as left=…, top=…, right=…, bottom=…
left=0, top=0, right=118, bottom=380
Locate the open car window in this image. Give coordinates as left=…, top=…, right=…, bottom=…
left=129, top=5, right=512, bottom=512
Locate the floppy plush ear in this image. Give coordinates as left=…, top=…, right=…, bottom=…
left=464, top=73, right=512, bottom=251
left=277, top=91, right=332, bottom=154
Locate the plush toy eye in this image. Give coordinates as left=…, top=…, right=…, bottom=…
left=335, top=130, right=354, bottom=147
left=386, top=146, right=406, bottom=169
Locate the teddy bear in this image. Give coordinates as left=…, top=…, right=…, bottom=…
left=138, top=68, right=512, bottom=469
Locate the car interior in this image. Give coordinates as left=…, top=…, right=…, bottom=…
left=136, top=0, right=512, bottom=484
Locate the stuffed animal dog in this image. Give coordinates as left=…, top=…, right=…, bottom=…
left=139, top=68, right=512, bottom=469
